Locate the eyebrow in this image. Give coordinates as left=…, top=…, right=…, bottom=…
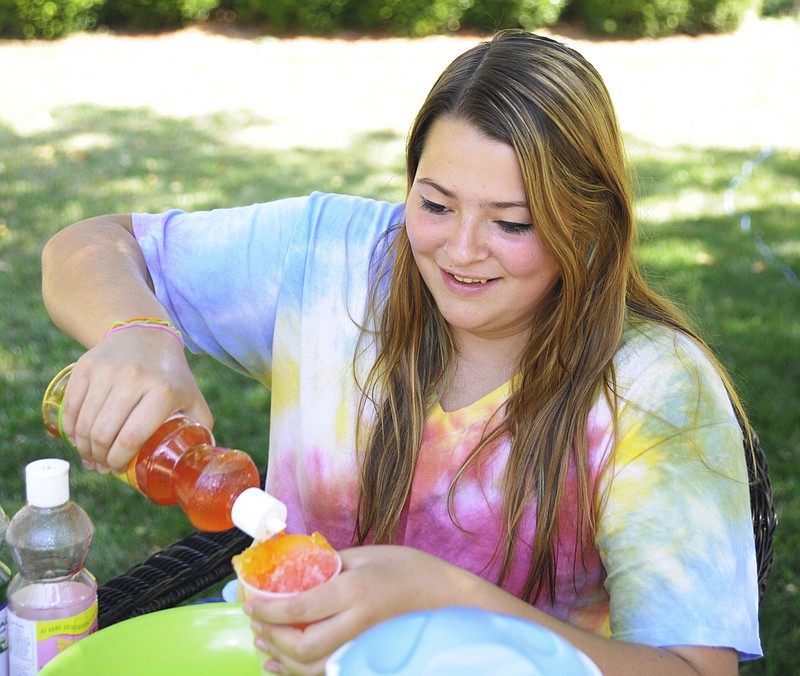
left=417, top=177, right=529, bottom=210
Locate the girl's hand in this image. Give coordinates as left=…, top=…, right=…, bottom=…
left=59, top=328, right=212, bottom=473
left=243, top=545, right=482, bottom=676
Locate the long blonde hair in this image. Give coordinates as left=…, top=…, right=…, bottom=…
left=354, top=30, right=746, bottom=603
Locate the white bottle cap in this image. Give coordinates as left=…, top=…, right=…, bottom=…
left=231, top=487, right=288, bottom=542
left=26, top=458, right=71, bottom=508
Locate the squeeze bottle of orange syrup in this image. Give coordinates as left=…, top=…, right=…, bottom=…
left=42, top=364, right=287, bottom=540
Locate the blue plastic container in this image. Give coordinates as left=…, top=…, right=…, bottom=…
left=326, top=606, right=602, bottom=675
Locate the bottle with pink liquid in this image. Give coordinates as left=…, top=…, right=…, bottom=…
left=5, top=459, right=97, bottom=675
left=1, top=504, right=10, bottom=676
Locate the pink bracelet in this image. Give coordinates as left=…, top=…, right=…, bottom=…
left=103, top=318, right=185, bottom=348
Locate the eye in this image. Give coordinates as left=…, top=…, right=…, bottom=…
left=497, top=220, right=533, bottom=234
left=419, top=197, right=448, bottom=215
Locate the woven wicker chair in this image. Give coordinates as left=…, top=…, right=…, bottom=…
left=96, top=427, right=778, bottom=629
left=745, top=427, right=778, bottom=604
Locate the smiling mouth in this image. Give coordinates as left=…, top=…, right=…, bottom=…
left=452, top=274, right=488, bottom=284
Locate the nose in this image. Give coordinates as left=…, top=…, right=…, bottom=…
left=444, top=215, right=487, bottom=265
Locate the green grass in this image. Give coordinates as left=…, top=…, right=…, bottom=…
left=1, top=104, right=798, bottom=673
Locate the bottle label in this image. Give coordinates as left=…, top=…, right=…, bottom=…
left=1, top=562, right=10, bottom=676
left=8, top=601, right=97, bottom=675
left=1, top=603, right=8, bottom=676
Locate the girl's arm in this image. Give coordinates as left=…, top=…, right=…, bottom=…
left=41, top=215, right=211, bottom=471
left=42, top=214, right=163, bottom=347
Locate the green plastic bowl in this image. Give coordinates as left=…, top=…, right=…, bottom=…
left=39, top=602, right=261, bottom=675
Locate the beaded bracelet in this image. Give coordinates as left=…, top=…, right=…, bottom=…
left=103, top=317, right=185, bottom=348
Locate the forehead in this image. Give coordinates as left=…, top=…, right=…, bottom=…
left=416, top=117, right=528, bottom=207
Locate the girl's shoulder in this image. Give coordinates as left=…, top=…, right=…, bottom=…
left=612, top=321, right=729, bottom=406
left=305, top=191, right=405, bottom=225
left=615, top=321, right=713, bottom=378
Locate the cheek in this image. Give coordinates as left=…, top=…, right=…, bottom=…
left=405, top=212, right=440, bottom=258
left=498, top=238, right=561, bottom=283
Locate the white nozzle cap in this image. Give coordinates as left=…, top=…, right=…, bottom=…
left=26, top=458, right=70, bottom=508
left=231, top=487, right=288, bottom=542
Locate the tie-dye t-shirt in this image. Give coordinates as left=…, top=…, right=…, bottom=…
left=134, top=191, right=761, bottom=658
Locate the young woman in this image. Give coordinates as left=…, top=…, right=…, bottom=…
left=41, top=30, right=761, bottom=675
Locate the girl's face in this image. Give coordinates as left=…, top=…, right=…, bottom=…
left=406, top=116, right=561, bottom=345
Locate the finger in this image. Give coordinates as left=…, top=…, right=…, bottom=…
left=88, top=401, right=141, bottom=471
left=251, top=599, right=360, bottom=670
left=246, top=576, right=342, bottom=629
left=255, top=630, right=327, bottom=676
left=58, top=365, right=90, bottom=447
left=103, top=386, right=189, bottom=472
left=70, top=378, right=154, bottom=472
left=184, top=398, right=214, bottom=433
left=65, top=373, right=116, bottom=465
left=251, top=636, right=282, bottom=675
left=60, top=372, right=99, bottom=472
left=269, top=652, right=326, bottom=676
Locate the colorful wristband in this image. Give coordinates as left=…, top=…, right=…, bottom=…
left=103, top=317, right=185, bottom=348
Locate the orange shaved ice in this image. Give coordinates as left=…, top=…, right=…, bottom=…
left=232, top=531, right=339, bottom=593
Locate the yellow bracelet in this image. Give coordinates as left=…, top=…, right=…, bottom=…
left=103, top=317, right=184, bottom=347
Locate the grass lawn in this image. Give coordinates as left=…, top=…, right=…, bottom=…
left=1, top=19, right=798, bottom=674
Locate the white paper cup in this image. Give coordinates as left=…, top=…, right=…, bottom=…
left=238, top=552, right=343, bottom=603
left=237, top=553, right=342, bottom=674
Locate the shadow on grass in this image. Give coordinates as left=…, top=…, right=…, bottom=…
left=1, top=106, right=798, bottom=673
left=633, top=146, right=799, bottom=436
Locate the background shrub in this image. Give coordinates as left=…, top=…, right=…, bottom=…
left=218, top=0, right=338, bottom=34
left=97, top=0, right=218, bottom=31
left=462, top=0, right=567, bottom=31
left=0, top=0, right=788, bottom=42
left=228, top=0, right=567, bottom=36
left=571, top=0, right=760, bottom=35
left=761, top=0, right=797, bottom=15
left=0, top=0, right=102, bottom=38
left=228, top=0, right=450, bottom=35
left=572, top=0, right=689, bottom=36
left=685, top=0, right=762, bottom=31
